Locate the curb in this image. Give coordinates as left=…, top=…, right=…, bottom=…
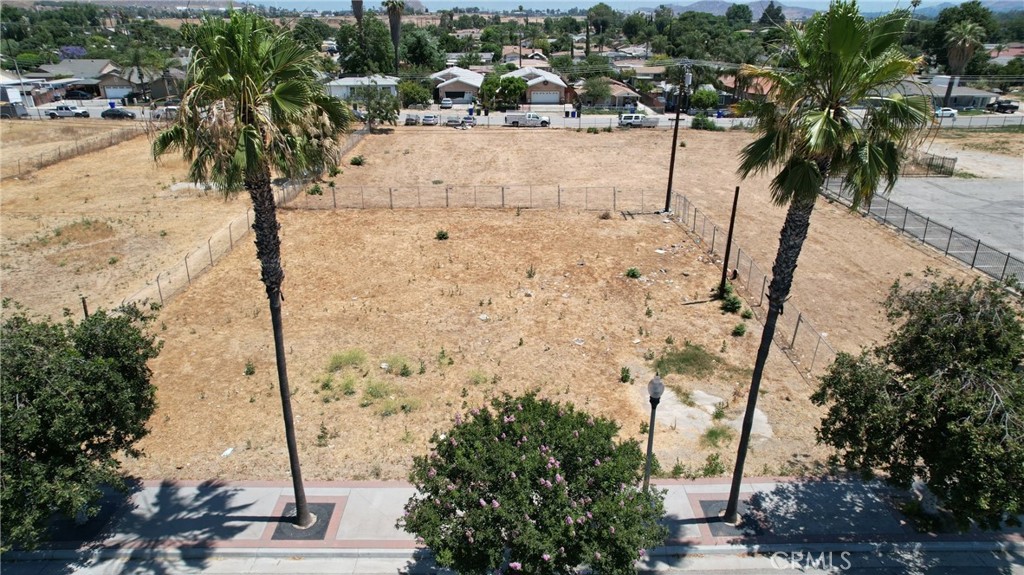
left=5, top=539, right=1023, bottom=563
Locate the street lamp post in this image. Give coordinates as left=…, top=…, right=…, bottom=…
left=643, top=375, right=665, bottom=491
left=664, top=61, right=692, bottom=213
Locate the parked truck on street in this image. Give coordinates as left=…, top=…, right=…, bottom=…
left=504, top=112, right=550, bottom=127
left=48, top=105, right=90, bottom=119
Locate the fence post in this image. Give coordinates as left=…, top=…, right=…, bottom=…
left=748, top=257, right=754, bottom=287
left=185, top=253, right=191, bottom=285
left=557, top=185, right=561, bottom=209
left=901, top=206, right=909, bottom=235
left=389, top=187, right=394, bottom=210
left=922, top=217, right=930, bottom=243
left=882, top=197, right=890, bottom=223
left=710, top=226, right=717, bottom=254
left=810, top=335, right=822, bottom=373
left=945, top=227, right=954, bottom=255
left=229, top=222, right=234, bottom=249
left=692, top=207, right=697, bottom=232
left=613, top=187, right=617, bottom=213
left=759, top=276, right=767, bottom=307
left=970, top=239, right=982, bottom=268
left=1000, top=253, right=1011, bottom=281
left=446, top=186, right=450, bottom=208
left=332, top=186, right=337, bottom=209
left=208, top=238, right=214, bottom=266
left=156, top=274, right=164, bottom=305
left=791, top=312, right=802, bottom=349
left=501, top=186, right=505, bottom=208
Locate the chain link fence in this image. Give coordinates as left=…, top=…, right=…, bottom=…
left=672, top=193, right=839, bottom=379
left=1, top=123, right=149, bottom=180
left=823, top=178, right=1022, bottom=284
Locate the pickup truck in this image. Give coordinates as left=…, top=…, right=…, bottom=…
left=48, top=105, right=90, bottom=119
left=985, top=100, right=1019, bottom=114
left=504, top=112, right=550, bottom=127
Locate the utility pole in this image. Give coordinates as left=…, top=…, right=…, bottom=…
left=664, top=61, right=691, bottom=213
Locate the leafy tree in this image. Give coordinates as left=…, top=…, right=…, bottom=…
left=397, top=79, right=431, bottom=107
left=724, top=0, right=931, bottom=522
left=812, top=276, right=1024, bottom=530
left=401, top=27, right=444, bottom=70
left=399, top=392, right=667, bottom=575
left=355, top=82, right=400, bottom=129
left=153, top=11, right=350, bottom=528
left=758, top=1, right=785, bottom=27
left=384, top=0, right=405, bottom=72
left=292, top=16, right=335, bottom=51
left=726, top=4, right=753, bottom=26
left=499, top=75, right=527, bottom=108
left=925, top=0, right=997, bottom=69
left=690, top=87, right=719, bottom=112
left=581, top=76, right=611, bottom=105
left=1, top=302, right=161, bottom=549
left=456, top=52, right=480, bottom=68
left=587, top=2, right=617, bottom=36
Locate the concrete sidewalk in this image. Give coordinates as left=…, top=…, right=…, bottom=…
left=3, top=477, right=1023, bottom=574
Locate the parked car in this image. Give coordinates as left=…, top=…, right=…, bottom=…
left=101, top=108, right=136, bottom=120
left=439, top=98, right=453, bottom=109
left=462, top=115, right=477, bottom=126
left=48, top=105, right=89, bottom=119
left=444, top=115, right=464, bottom=127
left=405, top=114, right=420, bottom=125
left=64, top=90, right=93, bottom=100
left=421, top=113, right=439, bottom=126
left=154, top=105, right=179, bottom=120
left=934, top=107, right=958, bottom=118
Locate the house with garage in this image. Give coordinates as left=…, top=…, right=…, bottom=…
left=501, top=66, right=567, bottom=105
left=431, top=66, right=484, bottom=104
left=326, top=75, right=400, bottom=100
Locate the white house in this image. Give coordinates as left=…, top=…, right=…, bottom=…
left=502, top=67, right=567, bottom=104
left=431, top=66, right=484, bottom=104
left=326, top=75, right=400, bottom=100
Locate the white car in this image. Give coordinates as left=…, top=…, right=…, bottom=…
left=421, top=114, right=439, bottom=126
left=934, top=107, right=958, bottom=118
left=439, top=98, right=453, bottom=109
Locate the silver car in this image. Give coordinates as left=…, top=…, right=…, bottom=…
left=421, top=114, right=440, bottom=126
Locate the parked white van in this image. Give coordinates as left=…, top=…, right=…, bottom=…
left=619, top=113, right=646, bottom=127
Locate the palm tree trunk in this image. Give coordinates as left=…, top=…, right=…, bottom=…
left=724, top=195, right=816, bottom=523
left=942, top=77, right=955, bottom=108
left=247, top=168, right=312, bottom=528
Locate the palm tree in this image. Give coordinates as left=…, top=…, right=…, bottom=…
left=723, top=0, right=931, bottom=523
left=152, top=11, right=350, bottom=528
left=383, top=0, right=404, bottom=74
left=943, top=21, right=985, bottom=107
left=352, top=1, right=365, bottom=57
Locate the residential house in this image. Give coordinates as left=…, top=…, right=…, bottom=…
left=577, top=77, right=640, bottom=107
left=431, top=66, right=484, bottom=104
left=987, top=42, right=1024, bottom=66
left=501, top=45, right=548, bottom=67
left=326, top=75, right=400, bottom=100
left=902, top=78, right=1001, bottom=110
left=444, top=52, right=494, bottom=67
left=502, top=66, right=567, bottom=104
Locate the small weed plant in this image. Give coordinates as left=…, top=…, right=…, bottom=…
left=435, top=230, right=449, bottom=241
left=350, top=155, right=365, bottom=166
left=625, top=268, right=641, bottom=279
left=620, top=366, right=632, bottom=383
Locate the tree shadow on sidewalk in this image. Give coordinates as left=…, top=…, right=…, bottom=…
left=33, top=479, right=261, bottom=575
left=731, top=476, right=1022, bottom=574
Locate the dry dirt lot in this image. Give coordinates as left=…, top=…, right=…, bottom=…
left=1, top=122, right=1011, bottom=482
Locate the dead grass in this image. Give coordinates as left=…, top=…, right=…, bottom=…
left=0, top=122, right=1000, bottom=482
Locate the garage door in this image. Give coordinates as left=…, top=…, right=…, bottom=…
left=531, top=91, right=560, bottom=104
left=104, top=87, right=132, bottom=99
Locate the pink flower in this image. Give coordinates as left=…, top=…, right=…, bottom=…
left=517, top=403, right=523, bottom=411
left=542, top=553, right=551, bottom=562
left=610, top=526, right=615, bottom=534
left=509, top=562, right=521, bottom=571
left=555, top=473, right=564, bottom=484
left=504, top=414, right=515, bottom=423
left=454, top=413, right=463, bottom=424
left=510, top=471, right=517, bottom=479
left=638, top=549, right=646, bottom=557
left=428, top=467, right=436, bottom=478
left=573, top=430, right=579, bottom=438
left=594, top=552, right=601, bottom=560
left=594, top=459, right=601, bottom=466
left=492, top=499, right=500, bottom=508
left=565, top=516, right=574, bottom=525
left=480, top=498, right=487, bottom=507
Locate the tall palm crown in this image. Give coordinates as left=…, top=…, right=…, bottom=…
left=724, top=0, right=930, bottom=522
left=945, top=21, right=985, bottom=76
left=384, top=0, right=405, bottom=73
left=152, top=10, right=349, bottom=528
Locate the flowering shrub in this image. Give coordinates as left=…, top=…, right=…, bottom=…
left=398, top=392, right=667, bottom=575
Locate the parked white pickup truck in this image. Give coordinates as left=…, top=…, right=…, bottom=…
left=48, top=105, right=90, bottom=119
left=504, top=112, right=550, bottom=127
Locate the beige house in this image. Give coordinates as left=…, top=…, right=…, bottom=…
left=431, top=66, right=484, bottom=104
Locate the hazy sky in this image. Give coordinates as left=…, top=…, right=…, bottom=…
left=267, top=0, right=966, bottom=10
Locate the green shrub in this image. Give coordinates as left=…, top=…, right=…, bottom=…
left=363, top=380, right=394, bottom=401
left=350, top=155, right=365, bottom=166
left=721, top=294, right=743, bottom=314
left=741, top=309, right=754, bottom=319
left=625, top=267, right=641, bottom=279
left=701, top=453, right=727, bottom=476
left=712, top=402, right=726, bottom=420
left=327, top=349, right=366, bottom=372
left=306, top=184, right=323, bottom=196
left=732, top=323, right=747, bottom=337
left=691, top=114, right=722, bottom=131
left=399, top=392, right=668, bottom=575
left=244, top=359, right=256, bottom=376
left=619, top=366, right=632, bottom=383
left=435, top=230, right=449, bottom=241
left=701, top=425, right=733, bottom=448
left=654, top=342, right=720, bottom=377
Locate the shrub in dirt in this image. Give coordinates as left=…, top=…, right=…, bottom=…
left=732, top=323, right=747, bottom=337
left=625, top=267, right=641, bottom=279
left=720, top=294, right=743, bottom=314
left=399, top=392, right=667, bottom=575
left=435, top=230, right=449, bottom=241
left=350, top=155, right=365, bottom=166
left=690, top=114, right=722, bottom=131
